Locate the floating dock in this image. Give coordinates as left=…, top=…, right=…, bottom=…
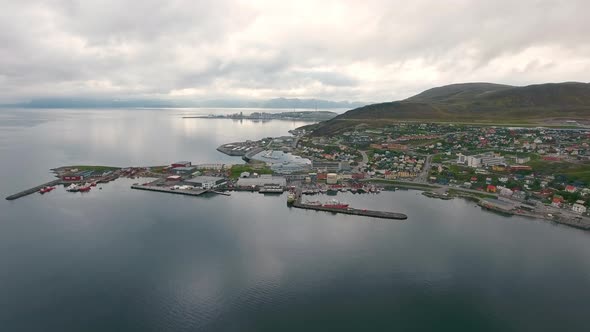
left=292, top=201, right=407, bottom=220
left=130, top=184, right=207, bottom=197
left=5, top=179, right=63, bottom=200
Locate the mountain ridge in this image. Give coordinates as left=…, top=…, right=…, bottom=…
left=310, top=82, right=590, bottom=135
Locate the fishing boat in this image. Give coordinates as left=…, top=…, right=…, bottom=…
left=78, top=183, right=92, bottom=192
left=39, top=186, right=55, bottom=194
left=66, top=184, right=80, bottom=192
left=322, top=199, right=349, bottom=209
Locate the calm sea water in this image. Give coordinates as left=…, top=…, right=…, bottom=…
left=1, top=108, right=589, bottom=331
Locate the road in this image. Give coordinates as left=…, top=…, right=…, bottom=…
left=415, top=154, right=433, bottom=183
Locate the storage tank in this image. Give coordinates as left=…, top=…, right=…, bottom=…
left=326, top=173, right=338, bottom=184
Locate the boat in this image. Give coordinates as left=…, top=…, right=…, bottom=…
left=39, top=186, right=55, bottom=194
left=66, top=184, right=80, bottom=192
left=327, top=187, right=338, bottom=195
left=322, top=199, right=349, bottom=209
left=78, top=183, right=92, bottom=192
left=304, top=200, right=322, bottom=206
left=287, top=192, right=296, bottom=204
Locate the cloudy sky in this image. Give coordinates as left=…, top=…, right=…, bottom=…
left=1, top=0, right=589, bottom=103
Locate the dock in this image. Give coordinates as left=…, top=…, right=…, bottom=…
left=292, top=201, right=407, bottom=220
left=130, top=185, right=207, bottom=197
left=5, top=179, right=63, bottom=200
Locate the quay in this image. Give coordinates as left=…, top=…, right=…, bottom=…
left=5, top=179, right=63, bottom=200
left=292, top=201, right=407, bottom=220
left=130, top=185, right=207, bottom=197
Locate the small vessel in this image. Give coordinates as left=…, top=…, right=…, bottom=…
left=78, top=183, right=92, bottom=192
left=304, top=200, right=322, bottom=206
left=66, top=184, right=80, bottom=192
left=322, top=199, right=349, bottom=209
left=39, top=186, right=55, bottom=194
left=287, top=192, right=296, bottom=204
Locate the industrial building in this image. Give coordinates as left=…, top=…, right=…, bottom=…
left=185, top=176, right=226, bottom=189
left=236, top=175, right=287, bottom=188
left=311, top=160, right=341, bottom=172
left=172, top=166, right=197, bottom=175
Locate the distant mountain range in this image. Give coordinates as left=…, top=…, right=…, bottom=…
left=310, top=82, right=590, bottom=135
left=2, top=97, right=365, bottom=109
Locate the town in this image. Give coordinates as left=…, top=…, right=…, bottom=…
left=5, top=122, right=590, bottom=229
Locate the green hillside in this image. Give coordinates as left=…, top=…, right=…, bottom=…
left=311, top=82, right=590, bottom=135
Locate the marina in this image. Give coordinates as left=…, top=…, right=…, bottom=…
left=130, top=184, right=207, bottom=197
left=292, top=200, right=407, bottom=220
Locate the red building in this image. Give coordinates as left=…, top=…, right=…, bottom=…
left=171, top=161, right=191, bottom=168
left=62, top=175, right=83, bottom=181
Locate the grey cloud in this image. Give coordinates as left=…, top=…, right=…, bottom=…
left=0, top=0, right=589, bottom=103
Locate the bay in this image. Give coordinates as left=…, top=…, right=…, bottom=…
left=1, top=108, right=589, bottom=331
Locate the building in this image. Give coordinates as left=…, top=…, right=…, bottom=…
left=172, top=166, right=197, bottom=175
left=460, top=152, right=505, bottom=168
left=236, top=175, right=287, bottom=188
left=166, top=175, right=182, bottom=181
left=572, top=201, right=587, bottom=214
left=62, top=175, right=83, bottom=181
left=185, top=176, right=226, bottom=189
left=171, top=161, right=191, bottom=168
left=312, top=160, right=341, bottom=172
left=326, top=173, right=338, bottom=184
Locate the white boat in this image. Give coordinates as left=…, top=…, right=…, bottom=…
left=66, top=184, right=79, bottom=192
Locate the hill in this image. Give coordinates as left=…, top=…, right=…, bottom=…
left=4, top=97, right=365, bottom=109
left=311, top=82, right=590, bottom=135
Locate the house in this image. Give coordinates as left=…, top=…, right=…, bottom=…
left=486, top=185, right=497, bottom=193
left=552, top=196, right=564, bottom=208
left=572, top=200, right=587, bottom=214
left=565, top=185, right=577, bottom=193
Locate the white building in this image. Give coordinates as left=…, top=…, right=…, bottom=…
left=572, top=201, right=587, bottom=214
left=460, top=152, right=505, bottom=168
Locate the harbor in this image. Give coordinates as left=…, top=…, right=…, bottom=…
left=130, top=184, right=207, bottom=197
left=292, top=200, right=408, bottom=220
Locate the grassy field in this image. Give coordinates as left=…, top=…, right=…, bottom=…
left=68, top=165, right=120, bottom=172
left=229, top=164, right=273, bottom=179
left=526, top=160, right=590, bottom=183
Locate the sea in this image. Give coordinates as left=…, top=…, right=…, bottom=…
left=1, top=108, right=589, bottom=331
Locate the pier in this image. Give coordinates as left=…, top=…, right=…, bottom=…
left=130, top=184, right=207, bottom=197
left=292, top=201, right=407, bottom=220
left=5, top=179, right=63, bottom=200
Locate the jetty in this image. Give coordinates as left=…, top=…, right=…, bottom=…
left=292, top=201, right=407, bottom=220
left=5, top=179, right=63, bottom=200
left=130, top=184, right=207, bottom=197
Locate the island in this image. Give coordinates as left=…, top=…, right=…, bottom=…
left=183, top=110, right=338, bottom=121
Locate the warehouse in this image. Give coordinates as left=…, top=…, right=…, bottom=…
left=185, top=176, right=226, bottom=189
left=236, top=175, right=287, bottom=188
left=172, top=166, right=197, bottom=175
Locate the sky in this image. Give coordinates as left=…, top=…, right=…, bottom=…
left=1, top=0, right=589, bottom=104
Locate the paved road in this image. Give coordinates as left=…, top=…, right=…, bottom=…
left=359, top=150, right=369, bottom=165
left=415, top=154, right=433, bottom=183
